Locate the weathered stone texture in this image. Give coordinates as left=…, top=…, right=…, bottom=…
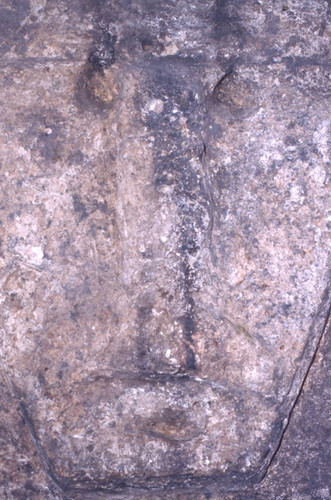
left=0, top=0, right=330, bottom=498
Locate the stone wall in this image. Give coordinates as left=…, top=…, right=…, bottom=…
left=0, top=1, right=329, bottom=498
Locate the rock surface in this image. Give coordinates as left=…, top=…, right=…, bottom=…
left=0, top=0, right=330, bottom=498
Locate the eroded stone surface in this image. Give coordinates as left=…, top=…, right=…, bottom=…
left=0, top=0, right=330, bottom=497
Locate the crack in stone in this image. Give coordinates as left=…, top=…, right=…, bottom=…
left=0, top=368, right=66, bottom=498
left=256, top=283, right=331, bottom=486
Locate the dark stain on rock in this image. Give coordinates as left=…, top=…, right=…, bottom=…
left=135, top=304, right=154, bottom=371
left=37, top=371, right=46, bottom=386
left=67, top=149, right=85, bottom=166
left=265, top=12, right=281, bottom=35
left=282, top=55, right=329, bottom=74
left=20, top=110, right=65, bottom=163
left=70, top=304, right=80, bottom=323
left=88, top=29, right=117, bottom=71
left=24, top=479, right=39, bottom=495
left=213, top=0, right=246, bottom=45
left=72, top=194, right=88, bottom=221
left=180, top=262, right=197, bottom=371
left=0, top=0, right=30, bottom=57
left=37, top=126, right=63, bottom=163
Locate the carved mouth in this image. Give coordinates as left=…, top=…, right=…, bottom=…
left=27, top=371, right=275, bottom=486
left=136, top=409, right=204, bottom=442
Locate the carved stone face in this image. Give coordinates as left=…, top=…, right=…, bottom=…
left=0, top=0, right=329, bottom=494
